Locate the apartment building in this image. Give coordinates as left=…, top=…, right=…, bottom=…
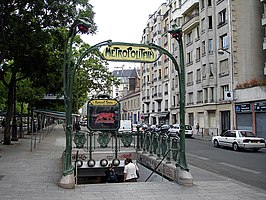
left=112, top=68, right=136, bottom=99
left=140, top=0, right=266, bottom=136
left=118, top=68, right=141, bottom=124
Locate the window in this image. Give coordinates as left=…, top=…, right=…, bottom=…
left=202, top=41, right=206, bottom=55
left=186, top=51, right=193, bottom=65
left=202, top=64, right=206, bottom=79
left=195, top=26, right=200, bottom=40
left=188, top=92, right=194, bottom=105
left=209, top=63, right=214, bottom=77
left=208, top=16, right=213, bottom=29
left=164, top=83, right=168, bottom=95
left=204, top=88, right=208, bottom=103
left=210, top=87, right=214, bottom=102
left=158, top=102, right=161, bottom=111
left=208, top=0, right=212, bottom=6
left=208, top=39, right=213, bottom=54
left=158, top=69, right=162, bottom=79
left=172, top=95, right=176, bottom=107
left=201, top=18, right=205, bottom=33
left=186, top=31, right=193, bottom=45
left=165, top=100, right=168, bottom=111
left=219, top=59, right=229, bottom=76
left=164, top=66, right=168, bottom=79
left=197, top=90, right=203, bottom=103
left=201, top=0, right=205, bottom=10
left=196, top=47, right=201, bottom=62
left=158, top=85, right=161, bottom=96
left=220, top=34, right=228, bottom=49
left=196, top=68, right=201, bottom=83
left=218, top=9, right=227, bottom=26
left=187, top=72, right=193, bottom=86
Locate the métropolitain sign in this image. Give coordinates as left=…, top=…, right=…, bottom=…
left=102, top=43, right=158, bottom=63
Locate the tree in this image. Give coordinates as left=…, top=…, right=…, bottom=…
left=0, top=0, right=96, bottom=144
left=71, top=41, right=120, bottom=113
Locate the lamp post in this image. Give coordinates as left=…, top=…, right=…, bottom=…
left=59, top=17, right=95, bottom=189
left=218, top=48, right=235, bottom=129
left=148, top=26, right=192, bottom=185
left=168, top=26, right=188, bottom=171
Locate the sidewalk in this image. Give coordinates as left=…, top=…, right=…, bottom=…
left=192, top=133, right=213, bottom=141
left=0, top=125, right=266, bottom=200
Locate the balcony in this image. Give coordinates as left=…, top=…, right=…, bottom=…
left=154, top=92, right=163, bottom=102
left=182, top=13, right=199, bottom=33
left=143, top=96, right=151, bottom=104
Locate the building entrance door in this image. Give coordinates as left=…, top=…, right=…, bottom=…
left=221, top=111, right=230, bottom=134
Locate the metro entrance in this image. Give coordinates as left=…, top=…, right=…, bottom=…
left=59, top=18, right=192, bottom=188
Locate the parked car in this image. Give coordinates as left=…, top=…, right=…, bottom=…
left=211, top=130, right=265, bottom=151
left=159, top=124, right=171, bottom=135
left=168, top=124, right=180, bottom=137
left=168, top=124, right=193, bottom=137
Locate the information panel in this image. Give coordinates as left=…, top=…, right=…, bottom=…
left=87, top=98, right=120, bottom=131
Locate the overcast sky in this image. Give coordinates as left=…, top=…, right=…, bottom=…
left=82, top=0, right=165, bottom=70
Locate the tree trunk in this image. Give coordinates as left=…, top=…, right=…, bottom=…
left=3, top=70, right=15, bottom=145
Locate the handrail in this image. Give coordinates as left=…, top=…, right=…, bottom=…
left=145, top=148, right=172, bottom=182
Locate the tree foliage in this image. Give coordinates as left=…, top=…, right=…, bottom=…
left=0, top=0, right=96, bottom=144
left=71, top=40, right=120, bottom=113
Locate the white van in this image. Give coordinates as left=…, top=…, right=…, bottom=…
left=168, top=124, right=193, bottom=137
left=118, top=120, right=132, bottom=133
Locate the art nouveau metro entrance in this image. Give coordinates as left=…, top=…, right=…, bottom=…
left=60, top=21, right=193, bottom=188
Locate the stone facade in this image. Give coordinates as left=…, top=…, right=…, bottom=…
left=139, top=0, right=266, bottom=135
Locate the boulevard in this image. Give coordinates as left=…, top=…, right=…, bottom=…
left=186, top=137, right=266, bottom=190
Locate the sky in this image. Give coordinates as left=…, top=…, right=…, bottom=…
left=82, top=0, right=166, bottom=70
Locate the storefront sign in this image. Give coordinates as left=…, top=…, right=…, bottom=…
left=235, top=103, right=251, bottom=113
left=254, top=102, right=266, bottom=112
left=102, top=44, right=157, bottom=63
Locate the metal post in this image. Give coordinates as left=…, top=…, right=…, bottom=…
left=59, top=18, right=96, bottom=189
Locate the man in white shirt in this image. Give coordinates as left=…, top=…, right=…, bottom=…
left=124, top=158, right=139, bottom=182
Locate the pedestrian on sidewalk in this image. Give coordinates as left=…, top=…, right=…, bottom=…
left=124, top=158, right=139, bottom=182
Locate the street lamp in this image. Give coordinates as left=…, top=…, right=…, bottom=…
left=168, top=26, right=188, bottom=170
left=59, top=17, right=95, bottom=189
left=162, top=25, right=192, bottom=184
left=218, top=48, right=235, bottom=129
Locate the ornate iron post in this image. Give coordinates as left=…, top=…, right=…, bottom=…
left=148, top=26, right=193, bottom=184
left=59, top=18, right=95, bottom=189
left=168, top=26, right=188, bottom=171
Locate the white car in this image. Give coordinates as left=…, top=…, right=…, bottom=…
left=212, top=130, right=265, bottom=151
left=168, top=124, right=193, bottom=137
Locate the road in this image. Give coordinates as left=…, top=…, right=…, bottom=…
left=185, top=137, right=266, bottom=190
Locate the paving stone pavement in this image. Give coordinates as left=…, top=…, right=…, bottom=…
left=0, top=124, right=266, bottom=200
